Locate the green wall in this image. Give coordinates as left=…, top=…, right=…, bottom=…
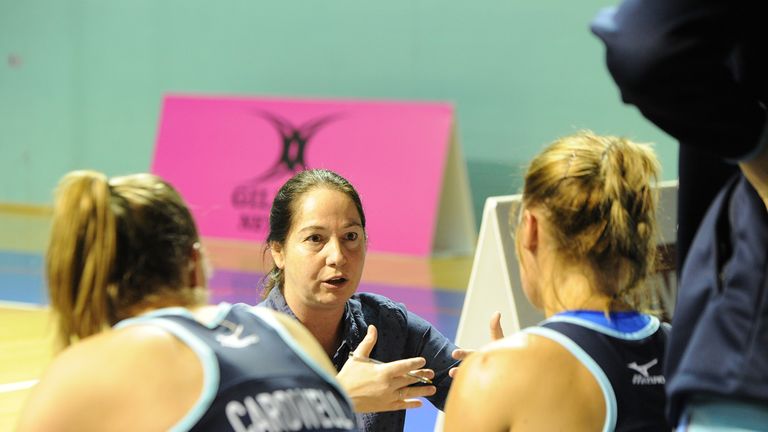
left=0, top=0, right=675, bottom=222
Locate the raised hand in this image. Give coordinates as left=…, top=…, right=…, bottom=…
left=336, top=325, right=437, bottom=413
left=449, top=311, right=505, bottom=378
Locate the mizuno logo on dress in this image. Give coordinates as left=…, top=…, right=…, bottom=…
left=627, top=359, right=665, bottom=385
left=216, top=324, right=260, bottom=348
left=627, top=359, right=657, bottom=377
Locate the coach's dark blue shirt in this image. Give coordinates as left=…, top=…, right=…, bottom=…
left=260, top=288, right=459, bottom=432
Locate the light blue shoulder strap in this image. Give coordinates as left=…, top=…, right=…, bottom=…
left=542, top=314, right=660, bottom=340
left=115, top=314, right=221, bottom=432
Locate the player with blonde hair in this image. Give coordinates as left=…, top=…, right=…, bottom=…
left=445, top=132, right=669, bottom=431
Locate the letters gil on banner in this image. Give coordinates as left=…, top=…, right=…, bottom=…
left=230, top=111, right=339, bottom=232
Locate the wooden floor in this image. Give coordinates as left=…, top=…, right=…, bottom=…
left=0, top=306, right=53, bottom=431
left=0, top=206, right=472, bottom=431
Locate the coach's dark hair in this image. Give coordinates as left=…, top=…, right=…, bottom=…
left=262, top=169, right=366, bottom=297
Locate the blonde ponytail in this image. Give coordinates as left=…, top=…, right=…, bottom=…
left=47, top=171, right=201, bottom=350
left=46, top=171, right=118, bottom=349
left=598, top=137, right=660, bottom=306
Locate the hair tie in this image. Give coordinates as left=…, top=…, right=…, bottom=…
left=601, top=142, right=617, bottom=162
left=562, top=151, right=577, bottom=180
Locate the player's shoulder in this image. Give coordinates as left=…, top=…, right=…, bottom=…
left=17, top=327, right=196, bottom=431
left=483, top=329, right=570, bottom=359
left=472, top=330, right=586, bottom=386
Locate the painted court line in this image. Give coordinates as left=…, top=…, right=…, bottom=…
left=0, top=380, right=38, bottom=394
left=0, top=300, right=47, bottom=310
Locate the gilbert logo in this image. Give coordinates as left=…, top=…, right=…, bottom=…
left=230, top=111, right=341, bottom=232
left=627, top=359, right=665, bottom=385
left=255, top=111, right=341, bottom=180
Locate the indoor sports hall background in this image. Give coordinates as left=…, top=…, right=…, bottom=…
left=1, top=1, right=677, bottom=430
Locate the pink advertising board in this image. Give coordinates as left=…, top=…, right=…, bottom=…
left=151, top=94, right=455, bottom=256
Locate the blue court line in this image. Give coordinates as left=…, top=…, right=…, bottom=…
left=0, top=251, right=46, bottom=305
